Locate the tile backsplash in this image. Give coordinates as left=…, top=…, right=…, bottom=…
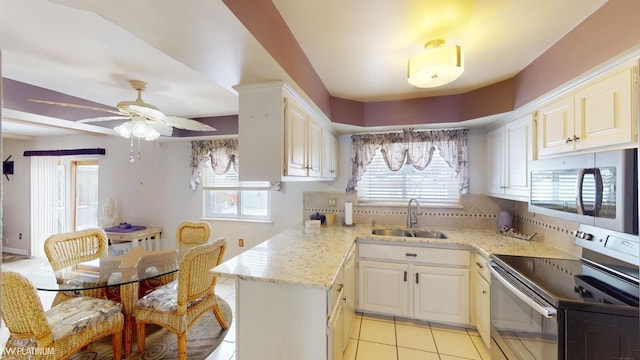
left=303, top=191, right=583, bottom=257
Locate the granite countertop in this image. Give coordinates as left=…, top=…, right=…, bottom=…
left=210, top=224, right=577, bottom=290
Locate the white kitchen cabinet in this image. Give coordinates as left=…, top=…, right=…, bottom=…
left=322, top=130, right=339, bottom=179
left=487, top=113, right=534, bottom=201
left=414, top=265, right=469, bottom=324
left=537, top=64, right=637, bottom=157
left=236, top=82, right=336, bottom=182
left=284, top=95, right=322, bottom=177
left=473, top=253, right=491, bottom=348
left=357, top=242, right=470, bottom=326
left=358, top=259, right=409, bottom=316
left=328, top=244, right=356, bottom=360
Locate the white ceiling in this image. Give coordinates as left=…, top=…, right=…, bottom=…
left=0, top=0, right=607, bottom=137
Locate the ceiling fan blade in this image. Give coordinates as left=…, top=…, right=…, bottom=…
left=77, top=116, right=131, bottom=123
left=164, top=116, right=217, bottom=131
left=28, top=99, right=123, bottom=115
left=149, top=122, right=174, bottom=137
left=126, top=104, right=166, bottom=121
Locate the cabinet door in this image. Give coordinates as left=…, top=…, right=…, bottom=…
left=358, top=260, right=409, bottom=316
left=574, top=66, right=637, bottom=151
left=475, top=273, right=490, bottom=347
left=537, top=95, right=575, bottom=157
left=413, top=265, right=469, bottom=325
left=342, top=245, right=356, bottom=350
left=505, top=114, right=534, bottom=198
left=307, top=118, right=323, bottom=177
left=487, top=126, right=505, bottom=195
left=285, top=96, right=309, bottom=176
left=323, top=132, right=339, bottom=179
left=328, top=292, right=344, bottom=360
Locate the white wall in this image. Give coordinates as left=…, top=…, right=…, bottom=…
left=1, top=127, right=488, bottom=260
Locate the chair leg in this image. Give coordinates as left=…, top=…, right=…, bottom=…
left=213, top=305, right=228, bottom=330
left=136, top=322, right=146, bottom=353
left=178, top=333, right=187, bottom=360
left=112, top=331, right=123, bottom=360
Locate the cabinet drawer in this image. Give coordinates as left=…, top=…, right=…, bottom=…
left=474, top=253, right=491, bottom=282
left=359, top=243, right=469, bottom=267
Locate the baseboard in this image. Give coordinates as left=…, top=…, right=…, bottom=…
left=2, top=247, right=28, bottom=256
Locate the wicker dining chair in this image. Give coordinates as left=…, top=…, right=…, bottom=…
left=1, top=271, right=124, bottom=360
left=135, top=239, right=228, bottom=360
left=44, top=228, right=109, bottom=306
left=176, top=221, right=211, bottom=247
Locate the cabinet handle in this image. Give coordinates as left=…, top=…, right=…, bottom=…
left=342, top=297, right=347, bottom=301
left=405, top=253, right=417, bottom=257
left=482, top=290, right=487, bottom=294
left=475, top=262, right=484, bottom=269
left=573, top=135, right=580, bottom=142
left=336, top=283, right=343, bottom=292
left=404, top=271, right=407, bottom=282
left=565, top=137, right=573, bottom=144
left=415, top=273, right=419, bottom=284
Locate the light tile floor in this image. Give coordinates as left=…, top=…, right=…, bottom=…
left=344, top=314, right=490, bottom=360
left=1, top=256, right=490, bottom=360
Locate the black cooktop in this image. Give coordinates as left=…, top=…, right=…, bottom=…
left=491, top=254, right=639, bottom=313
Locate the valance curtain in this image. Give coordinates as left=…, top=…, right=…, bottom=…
left=190, top=139, right=238, bottom=190
left=346, top=129, right=469, bottom=195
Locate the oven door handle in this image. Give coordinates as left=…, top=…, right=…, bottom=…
left=490, top=264, right=557, bottom=319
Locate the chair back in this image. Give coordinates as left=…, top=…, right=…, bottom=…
left=176, top=221, right=211, bottom=247
left=1, top=272, right=53, bottom=347
left=176, top=239, right=226, bottom=312
left=44, top=228, right=108, bottom=271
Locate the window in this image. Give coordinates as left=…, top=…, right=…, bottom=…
left=357, top=149, right=460, bottom=205
left=201, top=163, right=270, bottom=221
left=72, top=160, right=99, bottom=230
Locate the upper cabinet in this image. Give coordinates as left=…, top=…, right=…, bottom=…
left=284, top=95, right=323, bottom=177
left=237, top=82, right=338, bottom=182
left=537, top=64, right=638, bottom=157
left=487, top=113, right=534, bottom=201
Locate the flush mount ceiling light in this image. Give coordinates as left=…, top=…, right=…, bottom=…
left=407, top=39, right=464, bottom=88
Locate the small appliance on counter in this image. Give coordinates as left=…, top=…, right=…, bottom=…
left=496, top=210, right=536, bottom=240
left=309, top=212, right=326, bottom=225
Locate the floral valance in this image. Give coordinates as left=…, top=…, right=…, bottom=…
left=346, top=129, right=469, bottom=195
left=190, top=139, right=238, bottom=190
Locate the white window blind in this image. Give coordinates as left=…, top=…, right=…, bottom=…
left=202, top=164, right=270, bottom=221
left=357, top=150, right=460, bottom=205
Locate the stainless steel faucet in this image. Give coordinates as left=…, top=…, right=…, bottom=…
left=407, top=198, right=422, bottom=228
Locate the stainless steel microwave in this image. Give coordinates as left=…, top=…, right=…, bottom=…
left=528, top=149, right=638, bottom=234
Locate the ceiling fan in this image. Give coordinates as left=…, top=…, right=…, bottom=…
left=29, top=79, right=217, bottom=140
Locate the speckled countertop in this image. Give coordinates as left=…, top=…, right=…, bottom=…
left=210, top=224, right=577, bottom=290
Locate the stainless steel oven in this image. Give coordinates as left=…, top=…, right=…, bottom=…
left=490, top=224, right=639, bottom=360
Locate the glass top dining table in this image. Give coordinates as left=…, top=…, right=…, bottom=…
left=26, top=244, right=181, bottom=292
left=25, top=243, right=184, bottom=357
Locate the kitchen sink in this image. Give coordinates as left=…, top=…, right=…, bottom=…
left=371, top=228, right=447, bottom=239
left=371, top=229, right=415, bottom=237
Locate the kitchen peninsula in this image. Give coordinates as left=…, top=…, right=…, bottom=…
left=210, top=223, right=574, bottom=360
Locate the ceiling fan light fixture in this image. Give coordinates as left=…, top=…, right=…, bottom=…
left=408, top=39, right=464, bottom=88
left=113, top=121, right=133, bottom=138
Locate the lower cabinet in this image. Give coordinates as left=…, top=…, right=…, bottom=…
left=357, top=241, right=470, bottom=326
left=414, top=265, right=469, bottom=324
left=329, top=244, right=356, bottom=360
left=473, top=253, right=491, bottom=348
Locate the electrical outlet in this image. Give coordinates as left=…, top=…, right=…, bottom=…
left=18, top=232, right=22, bottom=240
left=328, top=198, right=337, bottom=207
left=239, top=238, right=244, bottom=247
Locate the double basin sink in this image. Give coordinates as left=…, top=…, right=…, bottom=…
left=371, top=228, right=447, bottom=239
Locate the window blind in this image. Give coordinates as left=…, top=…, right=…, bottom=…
left=357, top=151, right=459, bottom=204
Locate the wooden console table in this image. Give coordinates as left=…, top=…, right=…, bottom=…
left=105, top=227, right=162, bottom=251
